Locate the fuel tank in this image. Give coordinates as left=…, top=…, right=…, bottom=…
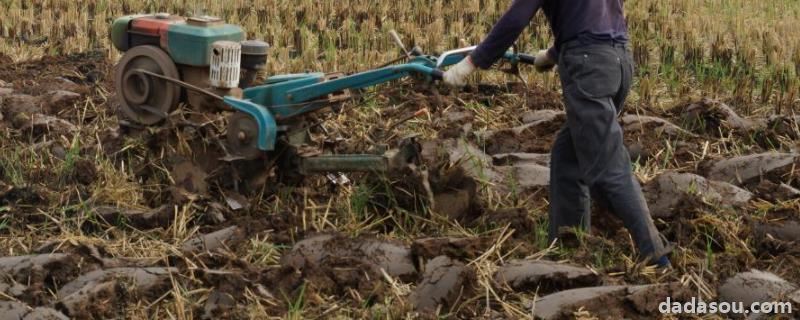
left=110, top=14, right=244, bottom=66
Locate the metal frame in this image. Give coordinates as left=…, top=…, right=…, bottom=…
left=224, top=46, right=524, bottom=152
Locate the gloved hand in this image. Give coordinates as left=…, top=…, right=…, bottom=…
left=443, top=56, right=476, bottom=87
left=534, top=49, right=556, bottom=73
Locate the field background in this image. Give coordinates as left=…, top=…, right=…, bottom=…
left=1, top=0, right=798, bottom=112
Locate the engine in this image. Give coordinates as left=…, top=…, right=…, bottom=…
left=110, top=13, right=269, bottom=116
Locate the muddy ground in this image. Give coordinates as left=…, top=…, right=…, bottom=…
left=1, top=52, right=799, bottom=319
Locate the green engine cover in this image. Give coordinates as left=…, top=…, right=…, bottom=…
left=167, top=22, right=244, bottom=67
left=110, top=15, right=138, bottom=51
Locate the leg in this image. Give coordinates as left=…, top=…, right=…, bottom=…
left=548, top=125, right=591, bottom=242
left=559, top=45, right=668, bottom=261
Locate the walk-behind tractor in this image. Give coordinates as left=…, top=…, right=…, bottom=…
left=111, top=13, right=538, bottom=178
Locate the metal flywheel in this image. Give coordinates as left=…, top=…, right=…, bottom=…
left=114, top=45, right=181, bottom=125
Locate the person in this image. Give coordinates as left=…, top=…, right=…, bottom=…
left=443, top=0, right=672, bottom=267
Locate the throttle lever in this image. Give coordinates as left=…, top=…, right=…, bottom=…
left=389, top=30, right=412, bottom=59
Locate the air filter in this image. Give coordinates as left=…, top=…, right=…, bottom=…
left=209, top=40, right=241, bottom=89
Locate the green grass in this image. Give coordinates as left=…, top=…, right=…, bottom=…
left=286, top=282, right=307, bottom=320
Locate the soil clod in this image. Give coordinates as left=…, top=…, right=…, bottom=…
left=706, top=152, right=798, bottom=186
left=718, top=270, right=798, bottom=318
left=92, top=205, right=174, bottom=230
left=411, top=255, right=473, bottom=313
left=13, top=113, right=78, bottom=138
left=411, top=237, right=493, bottom=261
left=281, top=233, right=417, bottom=282
left=0, top=300, right=70, bottom=320
left=56, top=267, right=177, bottom=318
left=532, top=283, right=692, bottom=320
left=644, top=171, right=753, bottom=218
left=674, top=98, right=755, bottom=133
left=202, top=288, right=237, bottom=320
left=494, top=259, right=600, bottom=293
left=492, top=153, right=551, bottom=167
left=484, top=109, right=565, bottom=155
left=181, top=226, right=245, bottom=255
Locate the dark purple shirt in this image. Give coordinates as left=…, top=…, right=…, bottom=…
left=470, top=0, right=629, bottom=69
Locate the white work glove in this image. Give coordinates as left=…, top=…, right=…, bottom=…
left=534, top=49, right=556, bottom=73
left=443, top=56, right=476, bottom=87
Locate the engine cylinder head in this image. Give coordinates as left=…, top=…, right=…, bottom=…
left=240, top=40, right=270, bottom=69
left=210, top=40, right=242, bottom=89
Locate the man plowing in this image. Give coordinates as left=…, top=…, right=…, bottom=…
left=444, top=0, right=672, bottom=269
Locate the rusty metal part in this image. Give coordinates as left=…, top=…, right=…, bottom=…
left=179, top=66, right=237, bottom=111
left=226, top=112, right=263, bottom=160
left=115, top=45, right=181, bottom=125
left=297, top=138, right=421, bottom=174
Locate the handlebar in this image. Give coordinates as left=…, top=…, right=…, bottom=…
left=518, top=53, right=537, bottom=65
left=435, top=46, right=478, bottom=69
left=430, top=69, right=445, bottom=81
left=424, top=48, right=537, bottom=81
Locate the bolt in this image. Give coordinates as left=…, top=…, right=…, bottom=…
left=238, top=131, right=247, bottom=141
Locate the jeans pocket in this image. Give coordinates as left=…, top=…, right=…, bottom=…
left=563, top=48, right=622, bottom=98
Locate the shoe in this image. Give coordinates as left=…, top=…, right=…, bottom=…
left=654, top=255, right=672, bottom=272
left=656, top=256, right=672, bottom=269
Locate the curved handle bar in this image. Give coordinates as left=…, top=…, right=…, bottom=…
left=518, top=53, right=537, bottom=65
left=430, top=69, right=445, bottom=81
left=435, top=46, right=538, bottom=69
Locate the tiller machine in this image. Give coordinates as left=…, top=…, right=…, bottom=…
left=111, top=13, right=538, bottom=178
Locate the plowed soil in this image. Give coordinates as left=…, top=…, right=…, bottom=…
left=1, top=52, right=798, bottom=319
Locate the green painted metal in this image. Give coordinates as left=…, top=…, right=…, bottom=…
left=242, top=73, right=324, bottom=117
left=166, top=23, right=244, bottom=66
left=264, top=73, right=321, bottom=85
left=285, top=59, right=439, bottom=103
left=110, top=16, right=136, bottom=51
left=225, top=49, right=522, bottom=152
left=223, top=96, right=277, bottom=151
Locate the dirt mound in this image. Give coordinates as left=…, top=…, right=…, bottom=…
left=718, top=270, right=798, bottom=318
left=3, top=50, right=800, bottom=318
left=0, top=301, right=69, bottom=320
left=280, top=233, right=417, bottom=284
left=620, top=114, right=700, bottom=161
left=411, top=255, right=474, bottom=313
left=411, top=237, right=493, bottom=261
left=90, top=205, right=174, bottom=230
left=492, top=152, right=551, bottom=166
left=181, top=226, right=246, bottom=255
left=422, top=138, right=551, bottom=199
left=56, top=267, right=177, bottom=318
left=0, top=253, right=89, bottom=303
left=753, top=220, right=800, bottom=243
left=470, top=207, right=539, bottom=238
left=493, top=259, right=600, bottom=293
left=531, top=283, right=693, bottom=320
left=670, top=98, right=757, bottom=134
left=753, top=180, right=800, bottom=201
left=483, top=109, right=565, bottom=155
left=644, top=171, right=753, bottom=218
left=705, top=152, right=799, bottom=186
left=752, top=220, right=800, bottom=256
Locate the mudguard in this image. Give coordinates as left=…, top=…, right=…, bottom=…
left=223, top=97, right=278, bottom=151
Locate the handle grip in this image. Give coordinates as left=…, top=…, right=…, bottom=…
left=518, top=53, right=537, bottom=65
left=430, top=69, right=445, bottom=81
